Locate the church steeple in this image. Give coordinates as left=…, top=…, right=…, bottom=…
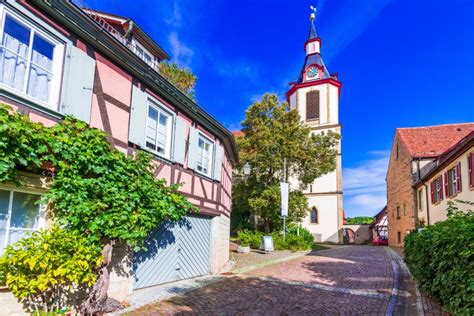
left=298, top=8, right=331, bottom=84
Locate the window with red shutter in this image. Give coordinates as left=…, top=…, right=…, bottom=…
left=456, top=162, right=462, bottom=192
left=430, top=181, right=435, bottom=204
left=444, top=172, right=449, bottom=197
left=469, top=153, right=473, bottom=187
left=438, top=176, right=444, bottom=200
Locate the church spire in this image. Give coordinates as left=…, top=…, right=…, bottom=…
left=308, top=6, right=317, bottom=40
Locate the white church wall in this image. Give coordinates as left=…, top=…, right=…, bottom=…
left=329, top=85, right=339, bottom=124
left=303, top=194, right=340, bottom=243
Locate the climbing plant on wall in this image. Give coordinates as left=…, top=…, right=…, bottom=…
left=0, top=104, right=195, bottom=314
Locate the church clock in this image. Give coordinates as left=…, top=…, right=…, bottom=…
left=306, top=66, right=318, bottom=79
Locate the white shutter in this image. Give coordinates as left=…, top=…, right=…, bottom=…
left=187, top=126, right=199, bottom=170
left=212, top=144, right=224, bottom=181
left=172, top=116, right=187, bottom=165
left=129, top=85, right=148, bottom=147
left=60, top=45, right=95, bottom=123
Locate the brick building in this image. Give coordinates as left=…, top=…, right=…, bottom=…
left=386, top=123, right=474, bottom=247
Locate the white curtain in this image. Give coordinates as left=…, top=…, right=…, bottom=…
left=27, top=40, right=53, bottom=103
left=0, top=33, right=28, bottom=91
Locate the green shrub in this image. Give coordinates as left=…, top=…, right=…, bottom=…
left=404, top=212, right=474, bottom=315
left=0, top=226, right=102, bottom=314
left=237, top=230, right=263, bottom=249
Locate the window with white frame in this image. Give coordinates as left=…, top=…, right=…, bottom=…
left=0, top=188, right=43, bottom=253
left=196, top=134, right=213, bottom=176
left=145, top=99, right=172, bottom=158
left=0, top=9, right=63, bottom=107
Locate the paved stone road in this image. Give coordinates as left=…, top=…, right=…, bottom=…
left=126, top=246, right=426, bottom=315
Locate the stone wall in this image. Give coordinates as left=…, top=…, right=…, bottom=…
left=342, top=224, right=371, bottom=244
left=386, top=134, right=417, bottom=247
left=210, top=214, right=230, bottom=273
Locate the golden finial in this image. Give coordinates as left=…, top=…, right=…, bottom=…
left=310, top=5, right=317, bottom=22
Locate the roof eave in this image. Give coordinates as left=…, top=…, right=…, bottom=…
left=30, top=0, right=238, bottom=165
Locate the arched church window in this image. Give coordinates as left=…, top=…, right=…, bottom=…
left=310, top=207, right=318, bottom=224
left=306, top=91, right=320, bottom=120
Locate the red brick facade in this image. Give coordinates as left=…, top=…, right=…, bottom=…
left=386, top=134, right=417, bottom=247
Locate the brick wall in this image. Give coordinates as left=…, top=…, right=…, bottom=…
left=387, top=134, right=417, bottom=247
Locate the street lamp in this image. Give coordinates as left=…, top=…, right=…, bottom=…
left=243, top=162, right=251, bottom=177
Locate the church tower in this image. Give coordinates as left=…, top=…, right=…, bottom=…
left=286, top=9, right=343, bottom=243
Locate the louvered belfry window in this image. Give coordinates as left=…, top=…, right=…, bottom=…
left=306, top=91, right=320, bottom=120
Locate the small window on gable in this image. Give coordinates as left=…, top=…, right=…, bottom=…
left=310, top=207, right=318, bottom=224
left=306, top=91, right=320, bottom=120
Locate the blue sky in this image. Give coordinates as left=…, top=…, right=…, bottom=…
left=79, top=0, right=474, bottom=217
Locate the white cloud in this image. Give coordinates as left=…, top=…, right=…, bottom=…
left=214, top=61, right=259, bottom=82
left=168, top=32, right=194, bottom=67
left=318, top=0, right=394, bottom=62
left=164, top=1, right=182, bottom=27
left=343, top=150, right=389, bottom=217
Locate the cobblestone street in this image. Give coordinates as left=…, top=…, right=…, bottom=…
left=125, top=246, right=445, bottom=315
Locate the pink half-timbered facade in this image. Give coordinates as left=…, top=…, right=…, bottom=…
left=0, top=0, right=237, bottom=310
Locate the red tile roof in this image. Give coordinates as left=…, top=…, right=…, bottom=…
left=232, top=131, right=244, bottom=137
left=397, top=123, right=474, bottom=158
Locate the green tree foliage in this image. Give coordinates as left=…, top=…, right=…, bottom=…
left=0, top=104, right=195, bottom=313
left=233, top=93, right=340, bottom=232
left=158, top=62, right=196, bottom=99
left=0, top=226, right=102, bottom=314
left=404, top=207, right=474, bottom=315
left=345, top=216, right=374, bottom=225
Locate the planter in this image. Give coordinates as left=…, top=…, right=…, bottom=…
left=237, top=245, right=250, bottom=254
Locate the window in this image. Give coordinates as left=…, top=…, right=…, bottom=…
left=396, top=206, right=400, bottom=219
left=0, top=11, right=63, bottom=106
left=306, top=91, right=320, bottom=120
left=0, top=188, right=43, bottom=253
left=403, top=204, right=407, bottom=216
left=196, top=135, right=213, bottom=175
left=310, top=207, right=318, bottom=224
left=395, top=144, right=399, bottom=160
left=430, top=176, right=443, bottom=204
left=417, top=189, right=423, bottom=211
left=145, top=100, right=172, bottom=158
left=397, top=231, right=401, bottom=244
left=445, top=163, right=462, bottom=197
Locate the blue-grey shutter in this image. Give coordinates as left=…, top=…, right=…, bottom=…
left=213, top=144, right=224, bottom=181
left=60, top=45, right=95, bottom=123
left=188, top=127, right=199, bottom=170
left=172, top=116, right=187, bottom=165
left=129, top=85, right=148, bottom=147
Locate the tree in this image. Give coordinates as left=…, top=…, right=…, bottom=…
left=233, top=93, right=340, bottom=232
left=0, top=226, right=102, bottom=314
left=158, top=62, right=196, bottom=99
left=0, top=104, right=195, bottom=314
left=345, top=216, right=374, bottom=225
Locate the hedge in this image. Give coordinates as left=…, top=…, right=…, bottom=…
left=236, top=227, right=314, bottom=251
left=404, top=211, right=474, bottom=315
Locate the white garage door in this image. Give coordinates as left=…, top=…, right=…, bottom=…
left=133, top=215, right=212, bottom=289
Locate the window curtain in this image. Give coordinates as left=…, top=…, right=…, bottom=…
left=0, top=33, right=28, bottom=91
left=27, top=37, right=53, bottom=103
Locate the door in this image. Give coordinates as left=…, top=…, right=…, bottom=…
left=133, top=215, right=211, bottom=289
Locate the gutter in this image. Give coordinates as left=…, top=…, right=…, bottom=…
left=29, top=0, right=239, bottom=165
left=417, top=158, right=431, bottom=226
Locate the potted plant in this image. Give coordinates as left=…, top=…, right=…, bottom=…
left=237, top=243, right=250, bottom=254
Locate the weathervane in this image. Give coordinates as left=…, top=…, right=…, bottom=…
left=310, top=5, right=317, bottom=22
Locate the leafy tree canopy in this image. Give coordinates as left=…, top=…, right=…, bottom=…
left=345, top=216, right=374, bottom=225
left=233, top=93, right=340, bottom=232
left=0, top=104, right=195, bottom=313
left=159, top=62, right=196, bottom=99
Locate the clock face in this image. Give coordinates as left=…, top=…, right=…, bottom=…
left=307, top=66, right=318, bottom=79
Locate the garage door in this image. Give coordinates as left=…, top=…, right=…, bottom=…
left=133, top=215, right=211, bottom=289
